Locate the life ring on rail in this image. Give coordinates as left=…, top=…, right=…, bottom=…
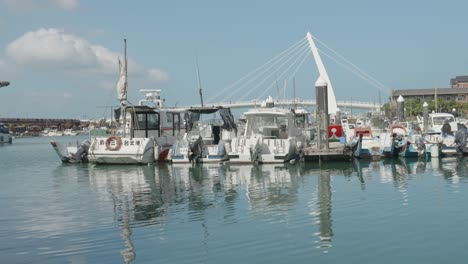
left=105, top=135, right=122, bottom=151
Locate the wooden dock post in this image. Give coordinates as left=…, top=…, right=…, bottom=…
left=316, top=76, right=329, bottom=150
left=423, top=101, right=428, bottom=133
left=396, top=95, right=405, bottom=123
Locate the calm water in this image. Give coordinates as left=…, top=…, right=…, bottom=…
left=1, top=136, right=468, bottom=263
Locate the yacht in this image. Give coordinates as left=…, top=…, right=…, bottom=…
left=88, top=90, right=185, bottom=164
left=169, top=106, right=237, bottom=163
left=227, top=97, right=309, bottom=164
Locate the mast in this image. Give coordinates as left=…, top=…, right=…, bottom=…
left=196, top=58, right=204, bottom=107
left=293, top=78, right=296, bottom=110
left=306, top=32, right=337, bottom=115
left=434, top=81, right=438, bottom=113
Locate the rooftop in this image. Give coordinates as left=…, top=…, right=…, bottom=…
left=393, top=87, right=468, bottom=96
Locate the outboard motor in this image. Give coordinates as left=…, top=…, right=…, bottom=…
left=455, top=124, right=468, bottom=153
left=72, top=140, right=91, bottom=163
left=189, top=136, right=204, bottom=162
left=249, top=136, right=262, bottom=163
left=51, top=140, right=90, bottom=163
left=415, top=136, right=426, bottom=157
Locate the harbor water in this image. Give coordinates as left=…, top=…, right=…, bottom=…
left=2, top=136, right=468, bottom=263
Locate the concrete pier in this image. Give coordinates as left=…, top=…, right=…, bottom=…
left=315, top=77, right=329, bottom=151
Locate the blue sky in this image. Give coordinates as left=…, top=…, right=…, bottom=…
left=0, top=0, right=466, bottom=119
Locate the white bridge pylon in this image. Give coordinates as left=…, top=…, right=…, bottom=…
left=306, top=32, right=337, bottom=115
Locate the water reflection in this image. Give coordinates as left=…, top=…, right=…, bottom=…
left=82, top=158, right=468, bottom=261
left=316, top=170, right=332, bottom=249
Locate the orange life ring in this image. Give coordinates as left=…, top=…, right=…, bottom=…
left=106, top=135, right=122, bottom=151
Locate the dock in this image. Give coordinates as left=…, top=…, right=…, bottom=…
left=303, top=142, right=351, bottom=161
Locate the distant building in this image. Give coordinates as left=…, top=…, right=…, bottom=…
left=451, top=76, right=468, bottom=88
left=392, top=76, right=468, bottom=103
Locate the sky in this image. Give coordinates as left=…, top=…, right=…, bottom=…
left=0, top=0, right=467, bottom=119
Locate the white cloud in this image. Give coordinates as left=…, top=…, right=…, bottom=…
left=0, top=0, right=79, bottom=10
left=148, top=68, right=169, bottom=82
left=54, top=0, right=78, bottom=10
left=5, top=28, right=168, bottom=82
left=0, top=57, right=17, bottom=79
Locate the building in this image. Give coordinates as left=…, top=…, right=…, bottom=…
left=451, top=76, right=468, bottom=88
left=392, top=76, right=468, bottom=103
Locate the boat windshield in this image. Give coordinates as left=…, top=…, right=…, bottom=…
left=433, top=116, right=455, bottom=125
left=246, top=115, right=288, bottom=137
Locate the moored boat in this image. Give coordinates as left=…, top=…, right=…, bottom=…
left=88, top=90, right=185, bottom=164
left=169, top=106, right=237, bottom=163
left=227, top=97, right=309, bottom=164
left=348, top=127, right=381, bottom=159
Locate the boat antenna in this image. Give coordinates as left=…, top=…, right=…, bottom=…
left=196, top=57, right=204, bottom=107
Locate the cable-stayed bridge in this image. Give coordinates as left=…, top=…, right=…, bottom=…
left=190, top=32, right=387, bottom=114
left=183, top=99, right=380, bottom=111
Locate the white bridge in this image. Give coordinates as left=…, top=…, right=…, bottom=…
left=183, top=99, right=380, bottom=111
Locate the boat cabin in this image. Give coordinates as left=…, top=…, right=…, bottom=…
left=185, top=106, right=237, bottom=144
left=123, top=106, right=184, bottom=138
left=244, top=108, right=301, bottom=139
left=428, top=113, right=458, bottom=134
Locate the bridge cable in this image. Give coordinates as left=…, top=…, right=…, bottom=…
left=237, top=43, right=311, bottom=101
left=207, top=37, right=308, bottom=104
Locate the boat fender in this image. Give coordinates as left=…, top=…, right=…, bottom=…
left=106, top=135, right=122, bottom=151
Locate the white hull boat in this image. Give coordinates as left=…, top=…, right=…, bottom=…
left=169, top=106, right=237, bottom=163
left=227, top=98, right=308, bottom=164
left=88, top=92, right=185, bottom=165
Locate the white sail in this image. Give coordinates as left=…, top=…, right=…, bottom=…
left=116, top=57, right=128, bottom=106
left=116, top=39, right=128, bottom=107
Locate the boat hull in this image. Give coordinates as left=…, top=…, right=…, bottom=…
left=88, top=137, right=156, bottom=164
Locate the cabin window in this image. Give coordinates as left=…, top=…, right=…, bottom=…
left=146, top=114, right=159, bottom=130
left=132, top=112, right=160, bottom=137
left=166, top=113, right=173, bottom=123
left=433, top=116, right=455, bottom=125
left=247, top=115, right=288, bottom=137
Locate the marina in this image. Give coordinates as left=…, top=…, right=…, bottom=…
left=3, top=1, right=468, bottom=263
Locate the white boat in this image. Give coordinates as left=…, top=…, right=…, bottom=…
left=227, top=97, right=309, bottom=164
left=427, top=112, right=458, bottom=134
left=378, top=124, right=407, bottom=158
left=424, top=113, right=468, bottom=156
left=63, top=129, right=78, bottom=136
left=47, top=129, right=63, bottom=137
left=88, top=90, right=185, bottom=164
left=169, top=106, right=237, bottom=163
left=0, top=123, right=12, bottom=144
left=347, top=127, right=381, bottom=159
